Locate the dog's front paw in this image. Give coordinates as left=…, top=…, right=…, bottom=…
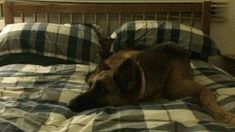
left=225, top=112, right=235, bottom=126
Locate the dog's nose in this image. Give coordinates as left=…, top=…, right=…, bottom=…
left=68, top=97, right=81, bottom=112
left=68, top=92, right=94, bottom=112
left=68, top=91, right=105, bottom=112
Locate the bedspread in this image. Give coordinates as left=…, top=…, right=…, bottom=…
left=0, top=61, right=235, bottom=132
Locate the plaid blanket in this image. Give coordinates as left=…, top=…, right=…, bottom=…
left=0, top=61, right=235, bottom=132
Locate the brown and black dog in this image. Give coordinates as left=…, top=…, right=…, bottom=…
left=69, top=43, right=235, bottom=125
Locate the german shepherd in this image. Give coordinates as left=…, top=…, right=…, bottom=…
left=69, top=43, right=235, bottom=125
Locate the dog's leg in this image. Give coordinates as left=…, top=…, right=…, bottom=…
left=198, top=84, right=235, bottom=126
left=166, top=79, right=235, bottom=125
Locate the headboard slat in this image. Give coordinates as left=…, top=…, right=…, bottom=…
left=166, top=12, right=170, bottom=21
left=94, top=13, right=98, bottom=24
left=142, top=13, right=145, bottom=20
left=118, top=13, right=122, bottom=25
left=178, top=12, right=182, bottom=23
left=155, top=13, right=158, bottom=20
left=58, top=13, right=62, bottom=24
left=190, top=12, right=195, bottom=27
left=46, top=13, right=49, bottom=23
left=34, top=13, right=37, bottom=22
left=70, top=13, right=74, bottom=23
left=21, top=13, right=25, bottom=22
left=106, top=13, right=110, bottom=36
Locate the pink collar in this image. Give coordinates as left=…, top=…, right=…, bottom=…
left=137, top=62, right=146, bottom=100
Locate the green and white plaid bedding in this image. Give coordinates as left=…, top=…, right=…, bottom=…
left=0, top=61, right=235, bottom=132
left=111, top=21, right=220, bottom=61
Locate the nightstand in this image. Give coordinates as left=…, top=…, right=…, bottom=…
left=222, top=54, right=235, bottom=76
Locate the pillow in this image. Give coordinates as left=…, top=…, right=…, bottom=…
left=0, top=22, right=103, bottom=64
left=111, top=20, right=220, bottom=60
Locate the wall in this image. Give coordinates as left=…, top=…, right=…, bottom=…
left=210, top=0, right=235, bottom=55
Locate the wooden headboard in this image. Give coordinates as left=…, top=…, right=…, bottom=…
left=3, top=1, right=211, bottom=54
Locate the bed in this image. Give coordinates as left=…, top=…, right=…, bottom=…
left=1, top=0, right=235, bottom=131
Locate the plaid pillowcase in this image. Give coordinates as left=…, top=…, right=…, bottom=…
left=111, top=21, right=220, bottom=60
left=0, top=23, right=102, bottom=64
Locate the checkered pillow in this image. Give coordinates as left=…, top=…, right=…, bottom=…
left=0, top=23, right=102, bottom=64
left=111, top=21, right=220, bottom=60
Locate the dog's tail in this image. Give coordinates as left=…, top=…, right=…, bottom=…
left=199, top=86, right=235, bottom=125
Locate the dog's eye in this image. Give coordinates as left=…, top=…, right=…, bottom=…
left=100, top=87, right=107, bottom=93
left=95, top=81, right=108, bottom=93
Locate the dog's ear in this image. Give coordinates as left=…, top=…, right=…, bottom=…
left=114, top=58, right=142, bottom=94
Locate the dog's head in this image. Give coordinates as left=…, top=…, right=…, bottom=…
left=69, top=58, right=145, bottom=112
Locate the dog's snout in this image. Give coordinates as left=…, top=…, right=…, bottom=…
left=87, top=70, right=114, bottom=87
left=90, top=71, right=114, bottom=89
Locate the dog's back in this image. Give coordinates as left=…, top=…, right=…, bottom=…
left=135, top=44, right=193, bottom=100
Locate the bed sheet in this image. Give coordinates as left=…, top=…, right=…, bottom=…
left=0, top=61, right=235, bottom=131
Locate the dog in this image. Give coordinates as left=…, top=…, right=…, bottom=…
left=69, top=42, right=235, bottom=125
